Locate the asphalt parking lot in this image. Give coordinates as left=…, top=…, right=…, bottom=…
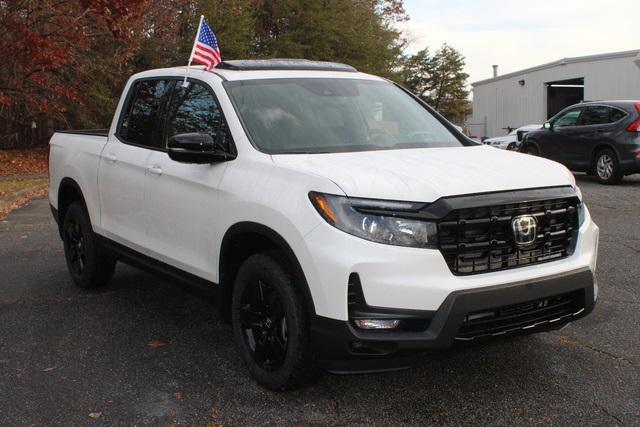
left=1, top=175, right=638, bottom=426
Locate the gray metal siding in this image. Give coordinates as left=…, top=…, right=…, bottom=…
left=470, top=52, right=640, bottom=138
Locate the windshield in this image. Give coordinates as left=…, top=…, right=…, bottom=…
left=225, top=78, right=465, bottom=154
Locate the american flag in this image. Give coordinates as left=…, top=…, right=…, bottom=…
left=190, top=18, right=221, bottom=70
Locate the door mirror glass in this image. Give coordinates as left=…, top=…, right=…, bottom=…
left=543, top=121, right=553, bottom=130
left=168, top=133, right=234, bottom=164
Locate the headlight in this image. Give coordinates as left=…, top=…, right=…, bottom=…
left=309, top=192, right=437, bottom=248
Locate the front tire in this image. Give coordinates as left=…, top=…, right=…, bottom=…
left=525, top=144, right=539, bottom=156
left=231, top=253, right=316, bottom=390
left=594, top=148, right=623, bottom=185
left=62, top=202, right=116, bottom=288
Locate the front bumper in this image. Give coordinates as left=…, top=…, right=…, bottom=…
left=311, top=267, right=596, bottom=372
left=300, top=200, right=599, bottom=321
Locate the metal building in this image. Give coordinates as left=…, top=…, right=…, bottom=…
left=469, top=49, right=640, bottom=138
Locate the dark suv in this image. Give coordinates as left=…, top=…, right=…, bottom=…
left=521, top=101, right=640, bottom=184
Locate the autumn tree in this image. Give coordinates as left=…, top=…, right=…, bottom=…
left=1, top=0, right=415, bottom=147
left=0, top=0, right=148, bottom=147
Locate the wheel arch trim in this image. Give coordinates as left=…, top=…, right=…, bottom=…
left=591, top=144, right=619, bottom=163
left=56, top=177, right=89, bottom=237
left=219, top=221, right=316, bottom=321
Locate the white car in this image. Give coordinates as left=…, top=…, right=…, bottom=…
left=484, top=124, right=542, bottom=150
left=49, top=60, right=599, bottom=390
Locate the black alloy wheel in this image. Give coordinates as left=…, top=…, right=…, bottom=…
left=239, top=278, right=289, bottom=371
left=231, top=253, right=316, bottom=390
left=62, top=202, right=116, bottom=288
left=64, top=215, right=86, bottom=276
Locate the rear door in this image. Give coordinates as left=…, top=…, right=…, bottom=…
left=543, top=107, right=585, bottom=165
left=575, top=105, right=628, bottom=169
left=98, top=79, right=172, bottom=251
left=143, top=79, right=234, bottom=279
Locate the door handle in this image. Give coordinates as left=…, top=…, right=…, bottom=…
left=147, top=165, right=163, bottom=176
left=103, top=153, right=117, bottom=162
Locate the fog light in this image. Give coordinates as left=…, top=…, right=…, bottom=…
left=354, top=319, right=400, bottom=330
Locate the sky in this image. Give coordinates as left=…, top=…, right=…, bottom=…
left=399, top=0, right=637, bottom=86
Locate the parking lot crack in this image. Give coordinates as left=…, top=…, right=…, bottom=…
left=593, top=403, right=625, bottom=425
left=599, top=239, right=640, bottom=254
left=554, top=335, right=636, bottom=367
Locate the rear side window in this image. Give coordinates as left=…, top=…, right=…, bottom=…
left=608, top=108, right=627, bottom=123
left=164, top=81, right=231, bottom=150
left=118, top=79, right=172, bottom=149
left=581, top=106, right=626, bottom=125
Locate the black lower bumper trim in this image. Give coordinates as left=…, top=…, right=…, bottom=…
left=311, top=267, right=595, bottom=370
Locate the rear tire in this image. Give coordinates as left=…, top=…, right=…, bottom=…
left=593, top=148, right=623, bottom=185
left=62, top=202, right=116, bottom=288
left=231, top=252, right=316, bottom=391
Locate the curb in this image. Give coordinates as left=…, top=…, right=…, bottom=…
left=0, top=174, right=48, bottom=182
left=0, top=183, right=49, bottom=219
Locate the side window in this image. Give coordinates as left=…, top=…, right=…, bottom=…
left=165, top=81, right=231, bottom=151
left=118, top=79, right=172, bottom=148
left=582, top=106, right=627, bottom=125
left=554, top=108, right=582, bottom=128
left=582, top=106, right=612, bottom=126
left=608, top=108, right=627, bottom=123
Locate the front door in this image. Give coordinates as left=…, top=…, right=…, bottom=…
left=144, top=79, right=234, bottom=280
left=542, top=107, right=585, bottom=165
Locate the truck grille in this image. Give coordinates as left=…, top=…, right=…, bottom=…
left=438, top=196, right=579, bottom=275
left=456, top=290, right=584, bottom=340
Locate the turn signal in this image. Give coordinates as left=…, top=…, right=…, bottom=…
left=312, top=194, right=337, bottom=223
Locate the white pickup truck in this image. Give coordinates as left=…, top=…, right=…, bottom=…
left=49, top=60, right=599, bottom=390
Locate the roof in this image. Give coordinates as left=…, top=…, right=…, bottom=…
left=472, top=49, right=640, bottom=87
left=131, top=61, right=381, bottom=83
left=218, top=59, right=357, bottom=72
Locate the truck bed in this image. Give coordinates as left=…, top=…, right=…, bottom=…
left=55, top=129, right=109, bottom=137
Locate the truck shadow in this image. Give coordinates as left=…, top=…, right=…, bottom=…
left=66, top=265, right=574, bottom=424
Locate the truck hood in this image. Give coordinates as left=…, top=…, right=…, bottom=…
left=272, top=145, right=574, bottom=202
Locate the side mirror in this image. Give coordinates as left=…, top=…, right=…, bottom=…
left=543, top=121, right=553, bottom=130
left=167, top=133, right=235, bottom=164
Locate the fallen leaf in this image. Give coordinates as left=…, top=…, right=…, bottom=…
left=42, top=367, right=56, bottom=372
left=174, top=392, right=184, bottom=400
left=148, top=339, right=168, bottom=348
left=0, top=147, right=49, bottom=176
left=88, top=412, right=102, bottom=419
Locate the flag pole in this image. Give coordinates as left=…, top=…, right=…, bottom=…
left=183, top=14, right=205, bottom=87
